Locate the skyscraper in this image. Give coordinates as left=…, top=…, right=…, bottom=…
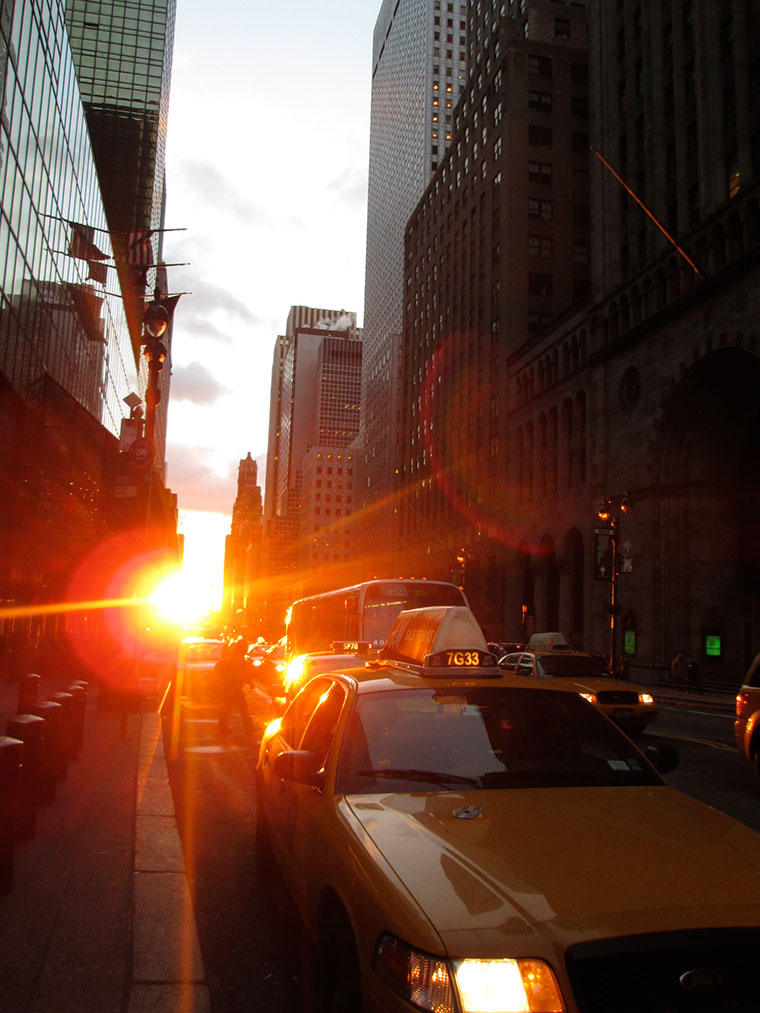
left=224, top=453, right=264, bottom=630
left=359, top=0, right=468, bottom=562
left=398, top=0, right=590, bottom=633
left=64, top=0, right=177, bottom=473
left=262, top=308, right=362, bottom=631
left=0, top=0, right=175, bottom=620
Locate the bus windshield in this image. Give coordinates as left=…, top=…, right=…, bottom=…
left=362, top=581, right=467, bottom=647
left=287, top=580, right=467, bottom=656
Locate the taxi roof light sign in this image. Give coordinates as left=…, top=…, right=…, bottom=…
left=381, top=606, right=498, bottom=673
left=527, top=631, right=569, bottom=651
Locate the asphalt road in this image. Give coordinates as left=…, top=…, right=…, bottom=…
left=646, top=703, right=760, bottom=834
left=163, top=690, right=759, bottom=1012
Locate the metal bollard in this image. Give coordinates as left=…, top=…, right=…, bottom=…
left=17, top=673, right=40, bottom=713
left=63, top=684, right=86, bottom=750
left=47, top=691, right=76, bottom=764
left=29, top=700, right=63, bottom=798
left=0, top=736, right=23, bottom=894
left=6, top=714, right=45, bottom=840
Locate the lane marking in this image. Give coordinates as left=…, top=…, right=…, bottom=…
left=648, top=728, right=737, bottom=751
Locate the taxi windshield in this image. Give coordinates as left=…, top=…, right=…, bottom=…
left=538, top=654, right=610, bottom=678
left=336, top=687, right=659, bottom=794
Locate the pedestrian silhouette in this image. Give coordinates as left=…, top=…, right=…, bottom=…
left=216, top=639, right=254, bottom=739
left=671, top=652, right=687, bottom=692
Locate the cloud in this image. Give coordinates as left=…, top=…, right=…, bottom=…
left=175, top=158, right=305, bottom=233
left=165, top=442, right=237, bottom=514
left=178, top=158, right=268, bottom=223
left=327, top=167, right=368, bottom=211
left=178, top=317, right=235, bottom=344
left=166, top=442, right=268, bottom=516
left=170, top=361, right=232, bottom=405
left=173, top=275, right=263, bottom=328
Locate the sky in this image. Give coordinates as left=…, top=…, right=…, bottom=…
left=161, top=1, right=379, bottom=601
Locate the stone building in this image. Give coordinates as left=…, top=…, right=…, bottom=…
left=398, top=0, right=760, bottom=683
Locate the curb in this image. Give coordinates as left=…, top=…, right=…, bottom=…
left=128, top=712, right=211, bottom=1012
left=652, top=692, right=735, bottom=716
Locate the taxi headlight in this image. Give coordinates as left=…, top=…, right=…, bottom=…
left=639, top=693, right=654, bottom=705
left=284, top=656, right=305, bottom=688
left=453, top=957, right=564, bottom=1012
left=579, top=691, right=596, bottom=704
left=373, top=935, right=565, bottom=1013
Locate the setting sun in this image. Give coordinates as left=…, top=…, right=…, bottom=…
left=150, top=571, right=217, bottom=626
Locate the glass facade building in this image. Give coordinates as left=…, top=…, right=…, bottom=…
left=360, top=0, right=468, bottom=558
left=0, top=0, right=176, bottom=621
left=64, top=0, right=175, bottom=238
left=65, top=0, right=177, bottom=474
left=0, top=0, right=137, bottom=436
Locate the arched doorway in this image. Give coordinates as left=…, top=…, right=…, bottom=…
left=655, top=349, right=760, bottom=676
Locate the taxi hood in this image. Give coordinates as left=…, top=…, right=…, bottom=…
left=348, top=786, right=760, bottom=946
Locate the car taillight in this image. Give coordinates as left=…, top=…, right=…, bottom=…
left=736, top=692, right=748, bottom=717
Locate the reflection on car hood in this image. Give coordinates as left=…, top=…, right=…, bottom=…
left=348, top=787, right=760, bottom=944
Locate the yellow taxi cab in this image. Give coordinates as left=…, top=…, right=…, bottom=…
left=176, top=636, right=226, bottom=704
left=255, top=606, right=760, bottom=1013
left=735, top=650, right=760, bottom=781
left=498, top=633, right=658, bottom=735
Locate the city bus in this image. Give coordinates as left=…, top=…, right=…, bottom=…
left=285, top=578, right=470, bottom=659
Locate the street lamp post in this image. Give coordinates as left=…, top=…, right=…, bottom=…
left=597, top=493, right=632, bottom=674
left=142, top=302, right=168, bottom=452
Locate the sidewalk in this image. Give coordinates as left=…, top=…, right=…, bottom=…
left=650, top=680, right=737, bottom=716
left=0, top=672, right=210, bottom=1012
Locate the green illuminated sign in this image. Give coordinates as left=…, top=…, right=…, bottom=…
left=705, top=634, right=721, bottom=658
left=624, top=630, right=636, bottom=655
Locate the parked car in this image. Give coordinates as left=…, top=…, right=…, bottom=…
left=735, top=651, right=760, bottom=781
left=256, top=605, right=760, bottom=1013
left=498, top=639, right=658, bottom=735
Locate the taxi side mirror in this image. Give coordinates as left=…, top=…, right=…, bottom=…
left=644, top=743, right=679, bottom=775
left=273, top=749, right=325, bottom=789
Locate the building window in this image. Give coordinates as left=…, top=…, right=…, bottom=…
left=529, top=90, right=552, bottom=112
left=554, top=17, right=570, bottom=39
left=529, top=161, right=553, bottom=184
left=528, top=235, right=553, bottom=258
left=528, top=198, right=552, bottom=221
left=529, top=54, right=552, bottom=77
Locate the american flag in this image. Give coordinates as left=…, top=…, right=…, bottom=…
left=124, top=230, right=155, bottom=266
left=68, top=221, right=107, bottom=261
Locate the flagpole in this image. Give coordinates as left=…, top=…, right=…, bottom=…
left=591, top=145, right=704, bottom=281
